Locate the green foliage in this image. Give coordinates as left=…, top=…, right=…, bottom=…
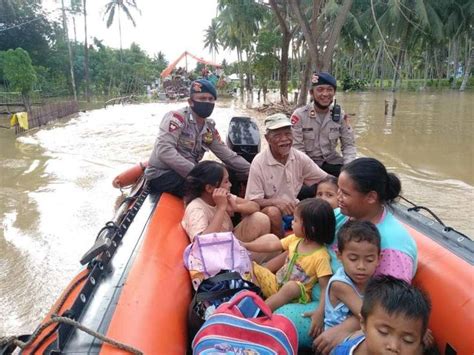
left=1, top=48, right=37, bottom=95
left=0, top=1, right=59, bottom=66
left=341, top=75, right=367, bottom=91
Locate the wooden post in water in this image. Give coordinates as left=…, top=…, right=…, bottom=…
left=384, top=98, right=398, bottom=116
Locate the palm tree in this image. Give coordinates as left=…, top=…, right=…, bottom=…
left=104, top=0, right=140, bottom=54
left=203, top=19, right=220, bottom=62
left=369, top=0, right=444, bottom=91
left=216, top=0, right=266, bottom=100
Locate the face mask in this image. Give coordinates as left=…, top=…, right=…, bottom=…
left=191, top=100, right=215, bottom=118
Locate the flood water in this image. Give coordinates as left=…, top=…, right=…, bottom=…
left=1, top=91, right=473, bottom=336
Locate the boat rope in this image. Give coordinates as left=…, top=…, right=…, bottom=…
left=1, top=315, right=143, bottom=355
left=2, top=183, right=151, bottom=355
left=398, top=195, right=470, bottom=239
left=1, top=270, right=89, bottom=354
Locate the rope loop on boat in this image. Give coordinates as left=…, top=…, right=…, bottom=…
left=0, top=336, right=26, bottom=349
left=398, top=195, right=470, bottom=238
left=51, top=315, right=144, bottom=354
left=0, top=315, right=143, bottom=355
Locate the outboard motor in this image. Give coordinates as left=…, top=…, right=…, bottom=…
left=226, top=116, right=260, bottom=163
left=226, top=116, right=261, bottom=201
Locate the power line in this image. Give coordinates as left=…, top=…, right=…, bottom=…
left=0, top=8, right=61, bottom=33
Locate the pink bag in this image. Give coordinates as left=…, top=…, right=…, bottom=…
left=192, top=290, right=299, bottom=354
left=183, top=232, right=253, bottom=290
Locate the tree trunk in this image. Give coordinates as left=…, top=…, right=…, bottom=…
left=61, top=0, right=77, bottom=101
left=22, top=93, right=32, bottom=113
left=72, top=16, right=77, bottom=43
left=380, top=48, right=385, bottom=90
left=460, top=38, right=472, bottom=92
left=245, top=50, right=253, bottom=107
left=447, top=39, right=452, bottom=80
left=268, top=0, right=291, bottom=102
left=118, top=8, right=123, bottom=57
left=237, top=49, right=244, bottom=99
left=451, top=37, right=459, bottom=89
left=320, top=0, right=353, bottom=71
left=83, top=0, right=90, bottom=102
left=422, top=50, right=429, bottom=89
left=288, top=0, right=321, bottom=71
left=297, top=52, right=312, bottom=107
left=392, top=27, right=410, bottom=92
left=279, top=32, right=291, bottom=101
left=433, top=47, right=441, bottom=79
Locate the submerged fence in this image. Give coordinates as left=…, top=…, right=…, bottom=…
left=13, top=101, right=79, bottom=135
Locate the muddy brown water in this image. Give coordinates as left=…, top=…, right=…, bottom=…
left=1, top=91, right=473, bottom=336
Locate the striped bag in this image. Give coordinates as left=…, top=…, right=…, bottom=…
left=192, top=290, right=298, bottom=355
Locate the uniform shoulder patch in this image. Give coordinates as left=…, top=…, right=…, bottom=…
left=172, top=112, right=185, bottom=124
left=291, top=114, right=300, bottom=125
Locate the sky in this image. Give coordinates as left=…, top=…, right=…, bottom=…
left=44, top=0, right=236, bottom=65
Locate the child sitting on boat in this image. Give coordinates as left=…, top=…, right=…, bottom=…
left=181, top=161, right=271, bottom=257
left=316, top=175, right=339, bottom=209
left=322, top=220, right=380, bottom=332
left=333, top=275, right=431, bottom=355
left=242, top=198, right=335, bottom=334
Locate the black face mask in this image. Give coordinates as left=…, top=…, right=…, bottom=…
left=191, top=100, right=215, bottom=118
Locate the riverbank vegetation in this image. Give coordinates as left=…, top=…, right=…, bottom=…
left=0, top=0, right=472, bottom=109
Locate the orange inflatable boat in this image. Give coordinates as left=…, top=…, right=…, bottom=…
left=3, top=117, right=473, bottom=355
left=5, top=181, right=472, bottom=355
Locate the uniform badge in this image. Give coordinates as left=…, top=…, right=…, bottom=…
left=169, top=121, right=179, bottom=132
left=310, top=109, right=316, bottom=117
left=203, top=129, right=213, bottom=144
left=311, top=73, right=319, bottom=84
left=291, top=114, right=300, bottom=125
left=192, top=82, right=202, bottom=92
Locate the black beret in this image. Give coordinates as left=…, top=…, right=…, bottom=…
left=311, top=72, right=337, bottom=89
left=190, top=79, right=217, bottom=99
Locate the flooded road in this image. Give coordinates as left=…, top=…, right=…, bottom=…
left=1, top=91, right=473, bottom=336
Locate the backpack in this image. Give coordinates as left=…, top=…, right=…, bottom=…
left=192, top=290, right=298, bottom=355
left=187, top=270, right=262, bottom=341
left=183, top=231, right=253, bottom=290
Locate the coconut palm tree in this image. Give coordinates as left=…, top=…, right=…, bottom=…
left=204, top=19, right=220, bottom=62
left=369, top=0, right=444, bottom=91
left=104, top=0, right=140, bottom=54
left=216, top=0, right=266, bottom=99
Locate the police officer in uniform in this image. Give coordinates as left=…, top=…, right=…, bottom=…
left=145, top=79, right=250, bottom=197
left=291, top=72, right=356, bottom=199
left=292, top=72, right=356, bottom=178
